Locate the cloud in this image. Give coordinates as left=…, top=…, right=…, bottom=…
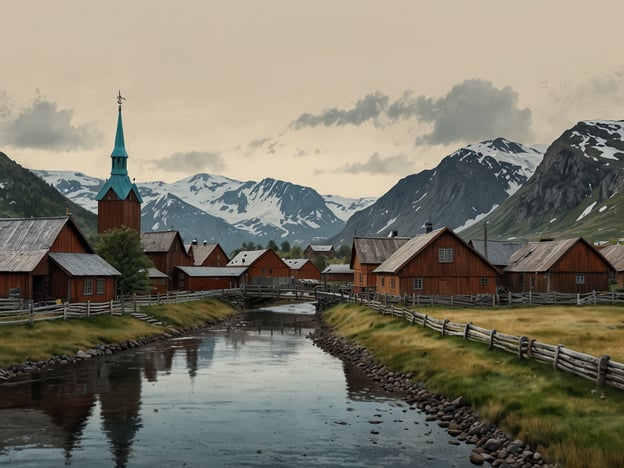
left=247, top=137, right=271, bottom=149
left=291, top=79, right=533, bottom=146
left=152, top=151, right=225, bottom=172
left=0, top=96, right=103, bottom=151
left=290, top=92, right=389, bottom=129
left=339, top=153, right=414, bottom=175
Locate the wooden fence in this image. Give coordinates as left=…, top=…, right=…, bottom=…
left=317, top=291, right=624, bottom=391
left=369, top=289, right=624, bottom=308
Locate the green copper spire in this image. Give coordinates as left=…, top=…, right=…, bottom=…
left=95, top=92, right=143, bottom=203
left=111, top=90, right=128, bottom=159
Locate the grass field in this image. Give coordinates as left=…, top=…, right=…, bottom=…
left=0, top=299, right=238, bottom=369
left=323, top=303, right=624, bottom=468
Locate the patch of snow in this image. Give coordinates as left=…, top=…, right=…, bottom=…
left=455, top=204, right=499, bottom=232
left=575, top=201, right=597, bottom=221
left=376, top=217, right=398, bottom=234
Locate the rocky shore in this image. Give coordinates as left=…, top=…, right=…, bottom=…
left=308, top=320, right=557, bottom=468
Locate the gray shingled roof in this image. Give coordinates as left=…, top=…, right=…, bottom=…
left=189, top=243, right=221, bottom=266
left=145, top=267, right=169, bottom=279
left=227, top=249, right=269, bottom=267
left=48, top=253, right=121, bottom=276
left=351, top=237, right=411, bottom=266
left=308, top=244, right=333, bottom=252
left=0, top=250, right=48, bottom=272
left=176, top=266, right=247, bottom=277
left=141, top=231, right=180, bottom=253
left=321, top=264, right=354, bottom=274
left=284, top=258, right=310, bottom=270
left=504, top=239, right=580, bottom=272
left=469, top=240, right=526, bottom=267
left=0, top=217, right=71, bottom=251
left=374, top=229, right=444, bottom=273
left=599, top=244, right=624, bottom=271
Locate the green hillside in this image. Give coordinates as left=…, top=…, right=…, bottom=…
left=0, top=152, right=97, bottom=236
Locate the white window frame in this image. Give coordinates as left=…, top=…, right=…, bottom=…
left=438, top=247, right=453, bottom=263
left=576, top=274, right=585, bottom=285
left=413, top=278, right=423, bottom=290
left=96, top=278, right=105, bottom=295
left=84, top=279, right=93, bottom=296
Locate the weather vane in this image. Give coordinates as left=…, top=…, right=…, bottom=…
left=117, top=90, right=126, bottom=107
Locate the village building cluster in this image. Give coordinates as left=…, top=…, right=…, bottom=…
left=1, top=95, right=623, bottom=305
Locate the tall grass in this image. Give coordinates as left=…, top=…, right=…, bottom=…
left=0, top=299, right=238, bottom=368
left=323, top=303, right=624, bottom=468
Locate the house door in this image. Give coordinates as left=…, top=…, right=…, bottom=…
left=439, top=278, right=455, bottom=296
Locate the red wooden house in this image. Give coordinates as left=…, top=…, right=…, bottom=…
left=0, top=217, right=119, bottom=303
left=304, top=244, right=335, bottom=259
left=284, top=259, right=321, bottom=281
left=189, top=242, right=229, bottom=267
left=226, top=249, right=291, bottom=286
left=175, top=266, right=247, bottom=290
left=141, top=231, right=193, bottom=290
left=374, top=227, right=500, bottom=296
left=321, top=264, right=354, bottom=283
left=504, top=238, right=614, bottom=293
left=145, top=267, right=169, bottom=294
left=350, top=236, right=410, bottom=293
left=597, top=243, right=624, bottom=288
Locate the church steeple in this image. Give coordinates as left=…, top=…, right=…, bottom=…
left=96, top=92, right=143, bottom=234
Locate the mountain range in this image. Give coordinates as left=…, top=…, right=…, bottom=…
left=7, top=118, right=623, bottom=254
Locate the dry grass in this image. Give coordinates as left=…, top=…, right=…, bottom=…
left=323, top=303, right=624, bottom=468
left=412, top=304, right=624, bottom=361
left=0, top=299, right=238, bottom=368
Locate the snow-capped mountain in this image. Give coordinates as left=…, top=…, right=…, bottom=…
left=330, top=137, right=544, bottom=246
left=34, top=170, right=376, bottom=252
left=460, top=120, right=624, bottom=241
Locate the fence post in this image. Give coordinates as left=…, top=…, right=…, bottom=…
left=529, top=290, right=532, bottom=305
left=423, top=314, right=428, bottom=328
left=442, top=319, right=449, bottom=336
left=597, top=355, right=610, bottom=387
left=463, top=322, right=471, bottom=340
left=64, top=302, right=69, bottom=321
left=518, top=336, right=528, bottom=359
left=507, top=290, right=511, bottom=306
left=488, top=329, right=497, bottom=350
left=554, top=291, right=557, bottom=305
left=133, top=293, right=137, bottom=313
left=450, top=296, right=454, bottom=308
left=553, top=344, right=562, bottom=370
left=29, top=302, right=34, bottom=326
left=576, top=293, right=580, bottom=306
left=110, top=300, right=114, bottom=315
left=87, top=301, right=90, bottom=318
left=593, top=290, right=596, bottom=305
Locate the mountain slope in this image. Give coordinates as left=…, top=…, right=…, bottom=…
left=0, top=153, right=97, bottom=235
left=330, top=138, right=543, bottom=246
left=459, top=120, right=624, bottom=242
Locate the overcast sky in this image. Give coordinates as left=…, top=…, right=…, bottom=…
left=1, top=1, right=623, bottom=198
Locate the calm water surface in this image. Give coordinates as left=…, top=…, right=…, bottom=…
left=0, top=303, right=472, bottom=467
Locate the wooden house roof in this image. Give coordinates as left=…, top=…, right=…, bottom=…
left=0, top=217, right=90, bottom=252
left=469, top=240, right=525, bottom=267
left=374, top=228, right=445, bottom=273
left=505, top=238, right=601, bottom=272
left=189, top=243, right=225, bottom=266
left=306, top=244, right=333, bottom=252
left=321, top=264, right=354, bottom=274
left=141, top=231, right=183, bottom=253
left=0, top=250, right=47, bottom=272
left=145, top=267, right=169, bottom=279
left=227, top=249, right=272, bottom=267
left=350, top=236, right=411, bottom=267
left=176, top=266, right=247, bottom=277
left=599, top=244, right=624, bottom=271
left=284, top=258, right=314, bottom=270
left=48, top=253, right=121, bottom=277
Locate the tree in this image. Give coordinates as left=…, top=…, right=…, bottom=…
left=95, top=227, right=153, bottom=295
left=267, top=240, right=279, bottom=251
left=335, top=244, right=352, bottom=262
left=280, top=241, right=291, bottom=253
left=312, top=255, right=327, bottom=272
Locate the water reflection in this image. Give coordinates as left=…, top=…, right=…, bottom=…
left=0, top=304, right=472, bottom=467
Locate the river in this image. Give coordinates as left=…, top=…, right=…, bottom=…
left=0, top=302, right=473, bottom=467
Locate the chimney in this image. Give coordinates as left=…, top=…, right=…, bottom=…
left=425, top=220, right=433, bottom=233
left=203, top=240, right=207, bottom=246
left=191, top=239, right=198, bottom=245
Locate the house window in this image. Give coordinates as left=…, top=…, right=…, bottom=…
left=359, top=274, right=363, bottom=284
left=480, top=278, right=489, bottom=286
left=381, top=277, right=385, bottom=287
left=413, top=278, right=423, bottom=290
left=390, top=278, right=395, bottom=290
left=576, top=274, right=585, bottom=284
left=530, top=277, right=535, bottom=288
left=438, top=247, right=453, bottom=263
left=96, top=278, right=105, bottom=295
left=84, top=279, right=93, bottom=296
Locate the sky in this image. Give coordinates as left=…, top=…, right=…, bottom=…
left=1, top=1, right=623, bottom=198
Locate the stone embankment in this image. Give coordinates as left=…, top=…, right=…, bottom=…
left=308, top=320, right=555, bottom=468
left=0, top=314, right=240, bottom=383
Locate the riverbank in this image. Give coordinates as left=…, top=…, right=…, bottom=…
left=0, top=299, right=239, bottom=381
left=314, top=303, right=624, bottom=468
